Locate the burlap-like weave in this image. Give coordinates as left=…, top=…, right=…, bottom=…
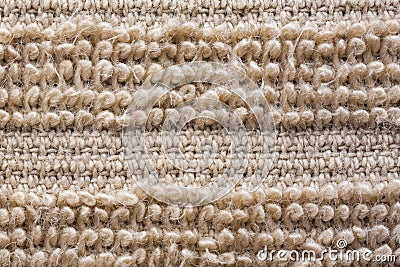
left=0, top=1, right=399, bottom=266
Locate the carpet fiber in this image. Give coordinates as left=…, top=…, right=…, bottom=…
left=0, top=1, right=399, bottom=266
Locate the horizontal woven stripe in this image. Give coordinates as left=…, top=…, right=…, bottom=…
left=1, top=0, right=400, bottom=25
left=0, top=128, right=398, bottom=191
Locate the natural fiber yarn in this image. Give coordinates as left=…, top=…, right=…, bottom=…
left=0, top=1, right=400, bottom=266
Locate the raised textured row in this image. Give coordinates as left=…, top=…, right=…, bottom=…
left=0, top=83, right=399, bottom=113
left=1, top=22, right=400, bottom=75
left=1, top=25, right=400, bottom=89
left=0, top=107, right=399, bottom=131
left=0, top=186, right=399, bottom=266
left=0, top=22, right=399, bottom=133
left=0, top=239, right=396, bottom=266
left=0, top=21, right=400, bottom=131
left=1, top=35, right=400, bottom=68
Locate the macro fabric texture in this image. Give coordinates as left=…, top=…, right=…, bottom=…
left=0, top=1, right=400, bottom=266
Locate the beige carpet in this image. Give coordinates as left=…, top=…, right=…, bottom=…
left=0, top=1, right=400, bottom=266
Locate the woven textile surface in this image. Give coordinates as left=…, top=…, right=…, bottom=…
left=0, top=1, right=400, bottom=266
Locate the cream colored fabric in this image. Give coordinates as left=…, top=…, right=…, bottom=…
left=0, top=1, right=399, bottom=266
